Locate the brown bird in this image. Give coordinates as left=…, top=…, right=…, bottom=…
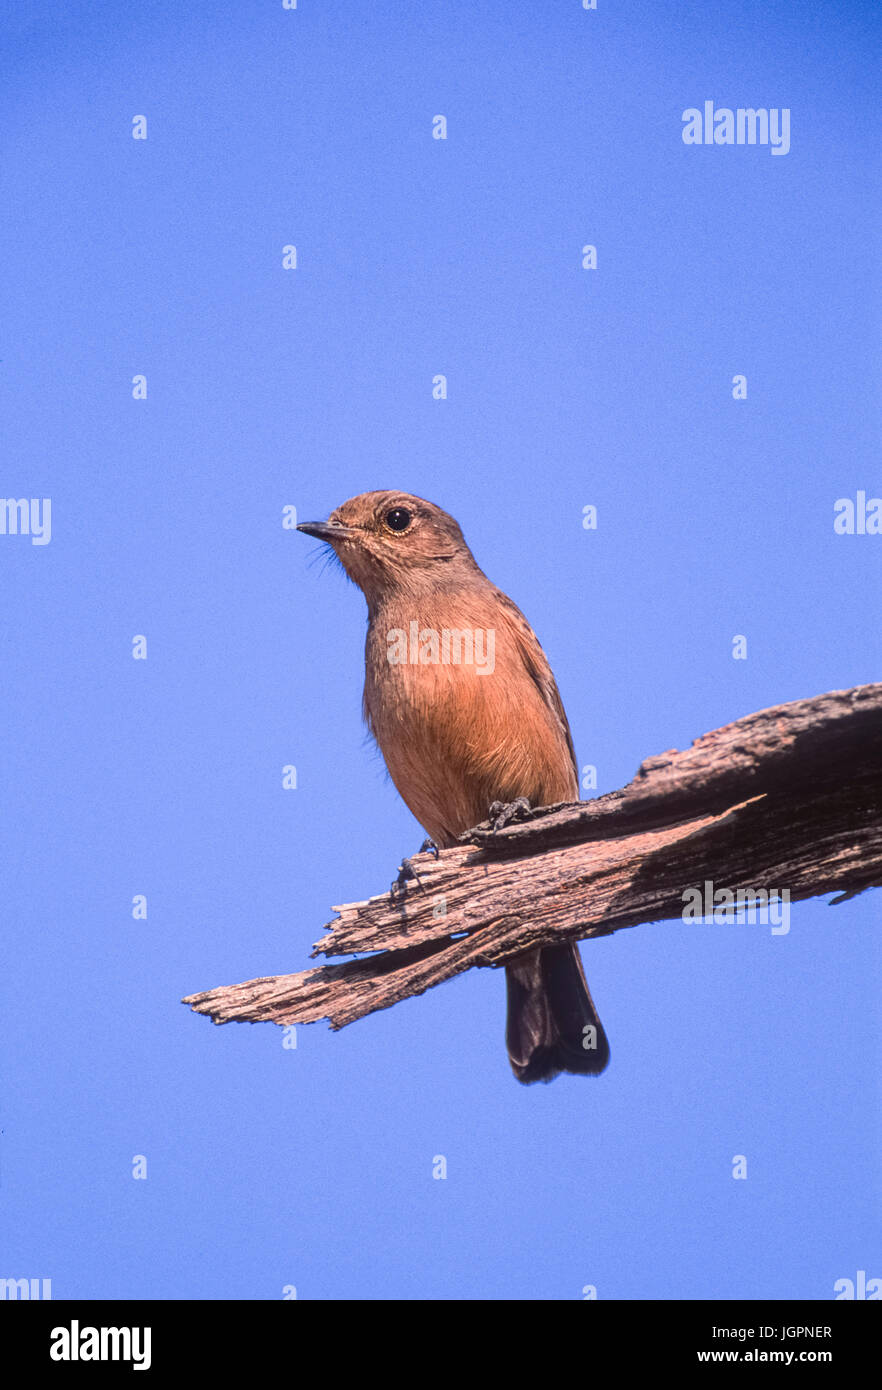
left=298, top=491, right=609, bottom=1083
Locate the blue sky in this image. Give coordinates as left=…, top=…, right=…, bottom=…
left=1, top=1, right=880, bottom=1300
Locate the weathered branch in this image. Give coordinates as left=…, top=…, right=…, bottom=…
left=183, top=682, right=882, bottom=1032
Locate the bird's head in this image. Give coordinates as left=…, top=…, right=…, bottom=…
left=297, top=491, right=479, bottom=605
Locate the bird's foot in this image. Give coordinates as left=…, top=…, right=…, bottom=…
left=488, top=797, right=533, bottom=832
left=390, top=838, right=439, bottom=900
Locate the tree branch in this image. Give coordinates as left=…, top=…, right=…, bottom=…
left=183, top=682, right=882, bottom=1032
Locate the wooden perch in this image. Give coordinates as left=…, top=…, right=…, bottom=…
left=183, top=682, right=882, bottom=1032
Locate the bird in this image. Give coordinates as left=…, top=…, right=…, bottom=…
left=297, top=490, right=610, bottom=1083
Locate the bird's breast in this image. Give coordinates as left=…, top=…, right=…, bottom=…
left=362, top=601, right=577, bottom=844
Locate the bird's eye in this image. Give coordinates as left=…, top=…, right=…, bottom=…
left=385, top=507, right=412, bottom=532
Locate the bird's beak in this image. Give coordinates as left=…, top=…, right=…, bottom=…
left=296, top=520, right=352, bottom=542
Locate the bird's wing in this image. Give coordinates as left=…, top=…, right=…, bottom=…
left=492, top=586, right=580, bottom=791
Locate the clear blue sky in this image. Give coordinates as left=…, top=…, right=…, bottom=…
left=2, top=1, right=879, bottom=1300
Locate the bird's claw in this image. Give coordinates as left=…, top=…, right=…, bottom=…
left=488, top=797, right=533, bottom=832
left=390, top=838, right=439, bottom=900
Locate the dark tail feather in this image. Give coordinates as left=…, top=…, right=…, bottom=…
left=505, top=942, right=610, bottom=1084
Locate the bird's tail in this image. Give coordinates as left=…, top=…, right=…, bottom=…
left=505, top=942, right=610, bottom=1084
